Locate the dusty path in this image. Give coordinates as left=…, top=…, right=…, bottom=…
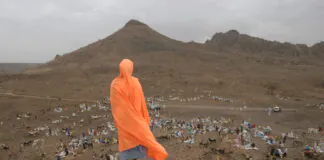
left=0, top=92, right=297, bottom=112
left=0, top=92, right=97, bottom=102
left=168, top=104, right=297, bottom=112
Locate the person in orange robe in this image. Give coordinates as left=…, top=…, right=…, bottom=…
left=110, top=59, right=168, bottom=160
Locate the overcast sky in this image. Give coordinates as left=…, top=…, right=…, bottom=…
left=0, top=0, right=323, bottom=63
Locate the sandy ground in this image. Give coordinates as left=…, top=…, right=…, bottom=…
left=0, top=93, right=323, bottom=160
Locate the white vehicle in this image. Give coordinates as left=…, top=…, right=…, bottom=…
left=273, top=106, right=281, bottom=112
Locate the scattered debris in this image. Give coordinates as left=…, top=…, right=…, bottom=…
left=91, top=115, right=101, bottom=120
left=0, top=144, right=9, bottom=150
left=52, top=119, right=63, bottom=124
left=212, top=96, right=234, bottom=103
left=2, top=97, right=322, bottom=159
left=273, top=106, right=281, bottom=112
left=80, top=104, right=91, bottom=112
left=28, top=130, right=39, bottom=136
left=54, top=107, right=63, bottom=113
left=60, top=116, right=69, bottom=119
left=32, top=138, right=44, bottom=148
left=276, top=94, right=290, bottom=101
left=21, top=140, right=33, bottom=147
left=17, top=112, right=31, bottom=120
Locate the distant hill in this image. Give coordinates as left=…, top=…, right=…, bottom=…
left=7, top=19, right=324, bottom=102
left=27, top=19, right=323, bottom=74
left=205, top=30, right=322, bottom=57
left=42, top=20, right=188, bottom=71
left=0, top=63, right=40, bottom=74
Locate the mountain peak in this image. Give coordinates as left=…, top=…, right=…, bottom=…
left=205, top=29, right=240, bottom=47
left=311, top=41, right=324, bottom=56
left=225, top=29, right=240, bottom=35
left=124, top=19, right=148, bottom=27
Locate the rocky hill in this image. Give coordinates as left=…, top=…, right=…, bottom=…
left=204, top=30, right=322, bottom=57
left=33, top=20, right=323, bottom=73
left=4, top=19, right=324, bottom=103
left=43, top=20, right=187, bottom=71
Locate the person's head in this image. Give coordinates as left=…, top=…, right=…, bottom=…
left=119, top=59, right=134, bottom=78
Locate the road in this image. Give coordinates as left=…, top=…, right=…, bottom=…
left=167, top=104, right=297, bottom=112
left=0, top=92, right=97, bottom=102
left=0, top=92, right=297, bottom=112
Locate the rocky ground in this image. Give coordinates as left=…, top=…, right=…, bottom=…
left=0, top=92, right=323, bottom=160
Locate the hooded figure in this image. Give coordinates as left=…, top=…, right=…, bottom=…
left=110, top=59, right=168, bottom=160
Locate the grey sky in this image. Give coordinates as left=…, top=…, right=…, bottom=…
left=0, top=0, right=323, bottom=63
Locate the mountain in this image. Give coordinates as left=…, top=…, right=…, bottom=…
left=43, top=20, right=187, bottom=70
left=37, top=20, right=324, bottom=72
left=44, top=21, right=323, bottom=71
left=205, top=30, right=315, bottom=57
left=11, top=19, right=324, bottom=102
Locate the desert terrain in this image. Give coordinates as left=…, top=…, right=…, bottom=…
left=0, top=63, right=40, bottom=75
left=0, top=20, right=323, bottom=160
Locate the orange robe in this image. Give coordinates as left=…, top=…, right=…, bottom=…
left=110, top=59, right=168, bottom=160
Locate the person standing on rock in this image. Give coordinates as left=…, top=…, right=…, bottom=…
left=110, top=59, right=168, bottom=160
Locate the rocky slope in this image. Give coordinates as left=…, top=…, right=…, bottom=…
left=205, top=30, right=322, bottom=57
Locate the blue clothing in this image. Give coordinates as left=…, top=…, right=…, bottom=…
left=119, top=145, right=150, bottom=160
